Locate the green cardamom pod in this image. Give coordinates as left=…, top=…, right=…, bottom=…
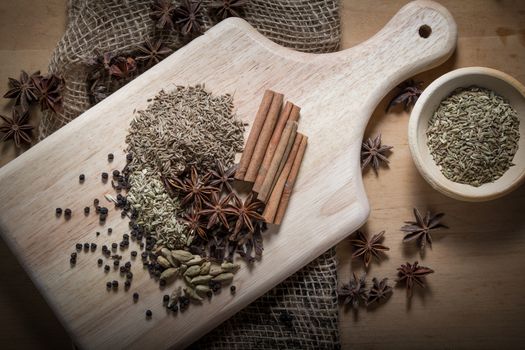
left=186, top=256, right=203, bottom=266
left=160, top=267, right=178, bottom=282
left=171, top=250, right=194, bottom=263
left=212, top=273, right=234, bottom=284
left=209, top=265, right=224, bottom=276
left=191, top=275, right=213, bottom=285
left=157, top=256, right=172, bottom=269
left=220, top=262, right=240, bottom=273
left=168, top=286, right=182, bottom=308
left=200, top=262, right=211, bottom=275
left=184, top=275, right=194, bottom=286
left=195, top=285, right=211, bottom=295
left=184, top=265, right=201, bottom=278
left=179, top=264, right=188, bottom=275
left=161, top=248, right=177, bottom=266
left=184, top=287, right=203, bottom=302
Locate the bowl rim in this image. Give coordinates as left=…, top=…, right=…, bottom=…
left=408, top=66, right=525, bottom=202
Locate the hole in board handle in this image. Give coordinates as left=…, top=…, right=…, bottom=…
left=418, top=25, right=432, bottom=38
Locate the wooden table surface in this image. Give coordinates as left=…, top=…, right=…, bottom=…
left=0, top=1, right=524, bottom=349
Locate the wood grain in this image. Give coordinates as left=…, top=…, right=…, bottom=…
left=0, top=1, right=456, bottom=348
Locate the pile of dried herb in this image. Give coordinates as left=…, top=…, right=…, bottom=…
left=427, top=86, right=520, bottom=186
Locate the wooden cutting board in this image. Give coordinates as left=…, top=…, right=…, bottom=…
left=0, top=1, right=456, bottom=348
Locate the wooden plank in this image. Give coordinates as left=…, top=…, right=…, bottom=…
left=0, top=1, right=456, bottom=349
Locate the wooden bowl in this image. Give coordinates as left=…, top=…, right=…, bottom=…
left=408, top=67, right=525, bottom=201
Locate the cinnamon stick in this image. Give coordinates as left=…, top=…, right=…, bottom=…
left=263, top=134, right=304, bottom=223
left=257, top=120, right=298, bottom=203
left=273, top=135, right=308, bottom=225
left=235, top=90, right=274, bottom=181
left=252, top=101, right=293, bottom=193
left=244, top=92, right=284, bottom=182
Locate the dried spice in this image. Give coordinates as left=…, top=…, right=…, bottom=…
left=337, top=273, right=368, bottom=309
left=3, top=70, right=40, bottom=110
left=126, top=85, right=244, bottom=176
left=199, top=192, right=234, bottom=229
left=166, top=167, right=214, bottom=208
left=396, top=261, right=434, bottom=298
left=401, top=208, right=447, bottom=250
left=0, top=108, right=33, bottom=148
left=174, top=0, right=204, bottom=35
left=150, top=0, right=176, bottom=30
left=350, top=230, right=389, bottom=268
left=136, top=39, right=173, bottom=67
left=228, top=192, right=265, bottom=236
left=208, top=161, right=237, bottom=193
left=210, top=0, right=249, bottom=19
left=427, top=86, right=520, bottom=186
left=108, top=57, right=137, bottom=79
left=387, top=79, right=423, bottom=111
left=366, top=277, right=392, bottom=306
left=361, top=134, right=393, bottom=174
left=33, top=73, right=64, bottom=114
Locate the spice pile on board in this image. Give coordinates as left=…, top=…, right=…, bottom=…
left=58, top=86, right=307, bottom=317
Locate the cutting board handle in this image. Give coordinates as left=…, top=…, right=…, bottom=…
left=335, top=0, right=457, bottom=90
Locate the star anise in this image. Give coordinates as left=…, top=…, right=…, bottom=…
left=337, top=273, right=368, bottom=309
left=32, top=74, right=64, bottom=114
left=108, top=57, right=137, bottom=79
left=180, top=209, right=207, bottom=240
left=136, top=39, right=173, bottom=67
left=361, top=133, right=393, bottom=174
left=199, top=192, right=234, bottom=229
left=0, top=108, right=33, bottom=148
left=208, top=160, right=237, bottom=193
left=228, top=192, right=265, bottom=237
left=366, top=277, right=392, bottom=306
left=387, top=79, right=423, bottom=112
left=351, top=230, right=389, bottom=268
left=396, top=261, right=434, bottom=298
left=174, top=0, right=204, bottom=36
left=401, top=208, right=447, bottom=250
left=3, top=70, right=40, bottom=110
left=150, top=0, right=176, bottom=30
left=209, top=0, right=249, bottom=19
left=166, top=166, right=214, bottom=208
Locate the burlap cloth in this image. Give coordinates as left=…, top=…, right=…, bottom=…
left=40, top=1, right=341, bottom=348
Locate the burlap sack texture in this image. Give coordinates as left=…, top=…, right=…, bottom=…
left=41, top=1, right=342, bottom=349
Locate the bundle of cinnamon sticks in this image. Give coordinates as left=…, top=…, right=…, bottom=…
left=235, top=90, right=308, bottom=225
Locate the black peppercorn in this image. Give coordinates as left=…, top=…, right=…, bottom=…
left=131, top=251, right=137, bottom=258
left=112, top=243, right=118, bottom=250
left=106, top=281, right=112, bottom=289
left=112, top=169, right=120, bottom=177
left=112, top=280, right=118, bottom=289
left=127, top=272, right=133, bottom=280
left=84, top=206, right=90, bottom=215
left=99, top=207, right=108, bottom=215
left=163, top=295, right=169, bottom=303
left=97, top=258, right=103, bottom=265
left=108, top=228, right=112, bottom=234
left=124, top=261, right=131, bottom=269
left=90, top=243, right=97, bottom=251
left=56, top=208, right=62, bottom=216
left=104, top=265, right=110, bottom=272
left=133, top=292, right=139, bottom=301
left=71, top=252, right=77, bottom=259
left=69, top=257, right=76, bottom=265
left=120, top=266, right=126, bottom=273
left=124, top=280, right=131, bottom=289
left=126, top=153, right=132, bottom=162
left=102, top=245, right=108, bottom=251
left=96, top=231, right=100, bottom=237
left=146, top=310, right=152, bottom=317
left=230, top=285, right=236, bottom=294
left=83, top=243, right=89, bottom=250
left=113, top=260, right=120, bottom=267
left=108, top=153, right=114, bottom=162
left=101, top=172, right=109, bottom=181
left=94, top=198, right=99, bottom=206
left=64, top=208, right=72, bottom=219
left=79, top=174, right=85, bottom=182
left=75, top=243, right=82, bottom=250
